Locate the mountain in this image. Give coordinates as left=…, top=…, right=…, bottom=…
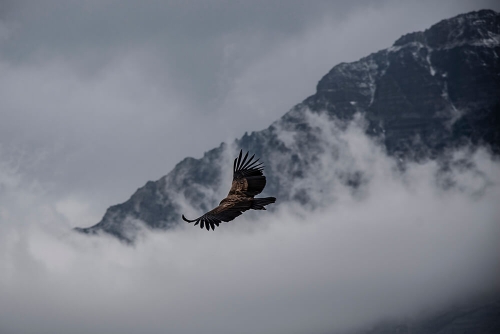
left=75, top=9, right=500, bottom=241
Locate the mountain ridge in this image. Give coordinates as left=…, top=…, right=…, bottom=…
left=75, top=9, right=500, bottom=241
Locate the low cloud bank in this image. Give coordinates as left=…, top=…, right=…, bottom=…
left=1, top=117, right=499, bottom=334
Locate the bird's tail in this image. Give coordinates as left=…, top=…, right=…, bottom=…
left=251, top=197, right=276, bottom=210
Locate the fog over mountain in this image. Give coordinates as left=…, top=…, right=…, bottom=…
left=1, top=2, right=500, bottom=334
left=77, top=9, right=500, bottom=241
left=1, top=115, right=499, bottom=334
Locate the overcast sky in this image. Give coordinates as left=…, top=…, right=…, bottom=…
left=1, top=1, right=500, bottom=333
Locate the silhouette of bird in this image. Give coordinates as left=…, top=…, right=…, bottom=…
left=182, top=150, right=276, bottom=230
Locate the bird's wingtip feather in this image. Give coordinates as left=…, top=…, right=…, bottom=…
left=182, top=214, right=197, bottom=223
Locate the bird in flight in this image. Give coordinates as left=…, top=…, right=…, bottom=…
left=182, top=150, right=276, bottom=230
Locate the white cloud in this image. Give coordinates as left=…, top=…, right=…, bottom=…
left=1, top=115, right=499, bottom=334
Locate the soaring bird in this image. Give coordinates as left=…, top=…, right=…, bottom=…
left=182, top=150, right=276, bottom=230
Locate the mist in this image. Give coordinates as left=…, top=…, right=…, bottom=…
left=1, top=113, right=499, bottom=334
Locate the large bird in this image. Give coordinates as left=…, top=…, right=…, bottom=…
left=182, top=150, right=276, bottom=230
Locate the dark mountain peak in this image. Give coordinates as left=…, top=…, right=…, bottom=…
left=393, top=31, right=426, bottom=47
left=394, top=9, right=499, bottom=49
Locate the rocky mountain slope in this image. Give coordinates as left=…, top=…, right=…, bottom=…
left=75, top=9, right=500, bottom=241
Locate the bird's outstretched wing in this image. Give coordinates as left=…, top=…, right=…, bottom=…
left=230, top=150, right=266, bottom=196
left=233, top=150, right=264, bottom=179
left=182, top=197, right=252, bottom=230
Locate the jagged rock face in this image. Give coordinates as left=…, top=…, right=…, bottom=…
left=76, top=10, right=500, bottom=241
left=308, top=9, right=500, bottom=158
